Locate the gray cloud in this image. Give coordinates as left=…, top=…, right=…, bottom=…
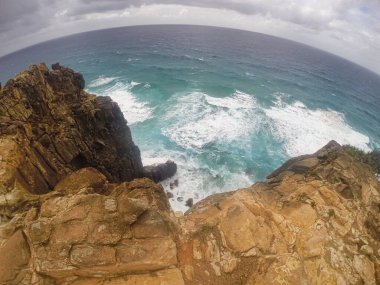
left=0, top=0, right=379, bottom=73
left=60, top=0, right=380, bottom=31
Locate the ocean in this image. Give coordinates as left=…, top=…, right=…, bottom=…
left=1, top=25, right=379, bottom=211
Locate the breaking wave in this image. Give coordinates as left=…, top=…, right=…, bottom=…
left=163, top=90, right=259, bottom=149
left=102, top=82, right=154, bottom=125
left=264, top=96, right=370, bottom=156
left=88, top=76, right=118, bottom=88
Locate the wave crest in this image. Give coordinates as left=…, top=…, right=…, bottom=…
left=89, top=76, right=118, bottom=88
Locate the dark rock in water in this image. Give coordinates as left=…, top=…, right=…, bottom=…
left=177, top=196, right=184, bottom=202
left=166, top=191, right=174, bottom=199
left=185, top=198, right=193, bottom=208
left=143, top=160, right=177, bottom=182
left=170, top=179, right=179, bottom=189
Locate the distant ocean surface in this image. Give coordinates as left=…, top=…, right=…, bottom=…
left=1, top=25, right=379, bottom=211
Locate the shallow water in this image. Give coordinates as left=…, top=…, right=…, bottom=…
left=1, top=25, right=379, bottom=211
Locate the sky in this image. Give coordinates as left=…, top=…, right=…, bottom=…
left=0, top=0, right=379, bottom=74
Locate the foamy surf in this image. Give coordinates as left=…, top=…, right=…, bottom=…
left=205, top=90, right=258, bottom=109
left=103, top=82, right=154, bottom=125
left=88, top=76, right=118, bottom=88
left=264, top=97, right=371, bottom=157
left=141, top=149, right=253, bottom=213
left=99, top=86, right=372, bottom=212
left=163, top=91, right=259, bottom=149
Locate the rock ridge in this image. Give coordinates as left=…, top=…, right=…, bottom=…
left=0, top=65, right=379, bottom=285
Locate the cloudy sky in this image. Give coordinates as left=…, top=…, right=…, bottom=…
left=0, top=0, right=379, bottom=74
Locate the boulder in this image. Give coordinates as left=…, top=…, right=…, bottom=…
left=143, top=160, right=177, bottom=182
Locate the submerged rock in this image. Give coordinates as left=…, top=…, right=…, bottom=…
left=0, top=65, right=379, bottom=285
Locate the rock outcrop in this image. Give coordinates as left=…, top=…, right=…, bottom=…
left=0, top=63, right=175, bottom=222
left=143, top=160, right=177, bottom=182
left=177, top=141, right=380, bottom=285
left=0, top=65, right=379, bottom=285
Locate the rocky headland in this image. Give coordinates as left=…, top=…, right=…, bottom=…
left=0, top=64, right=379, bottom=285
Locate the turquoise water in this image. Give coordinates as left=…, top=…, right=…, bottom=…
left=1, top=25, right=379, bottom=211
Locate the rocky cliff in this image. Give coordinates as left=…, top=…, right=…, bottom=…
left=0, top=63, right=175, bottom=222
left=0, top=65, right=379, bottom=285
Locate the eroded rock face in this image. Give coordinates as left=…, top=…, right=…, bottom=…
left=0, top=65, right=379, bottom=285
left=0, top=175, right=183, bottom=285
left=177, top=141, right=380, bottom=285
left=0, top=63, right=146, bottom=220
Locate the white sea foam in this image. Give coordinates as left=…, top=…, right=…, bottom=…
left=103, top=82, right=154, bottom=125
left=130, top=80, right=141, bottom=87
left=141, top=149, right=253, bottom=212
left=141, top=149, right=203, bottom=212
left=205, top=90, right=257, bottom=109
left=163, top=91, right=259, bottom=149
left=167, top=164, right=253, bottom=212
left=184, top=54, right=205, bottom=61
left=89, top=76, right=118, bottom=88
left=264, top=97, right=371, bottom=157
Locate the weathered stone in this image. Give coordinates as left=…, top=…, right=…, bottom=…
left=51, top=221, right=89, bottom=244
left=132, top=210, right=170, bottom=238
left=0, top=230, right=30, bottom=284
left=116, top=237, right=178, bottom=271
left=70, top=245, right=116, bottom=266
left=88, top=220, right=124, bottom=245
left=353, top=255, right=376, bottom=285
left=219, top=202, right=272, bottom=253
left=70, top=268, right=185, bottom=285
left=27, top=219, right=52, bottom=244
left=54, top=168, right=108, bottom=195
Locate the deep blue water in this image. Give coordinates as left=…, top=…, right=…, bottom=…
left=1, top=25, right=379, bottom=211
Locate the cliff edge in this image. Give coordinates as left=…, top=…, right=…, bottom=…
left=0, top=65, right=379, bottom=285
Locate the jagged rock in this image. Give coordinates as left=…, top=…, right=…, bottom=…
left=0, top=65, right=379, bottom=285
left=176, top=141, right=380, bottom=285
left=53, top=167, right=108, bottom=195
left=143, top=160, right=177, bottom=182
left=0, top=177, right=178, bottom=284
left=0, top=63, right=147, bottom=220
